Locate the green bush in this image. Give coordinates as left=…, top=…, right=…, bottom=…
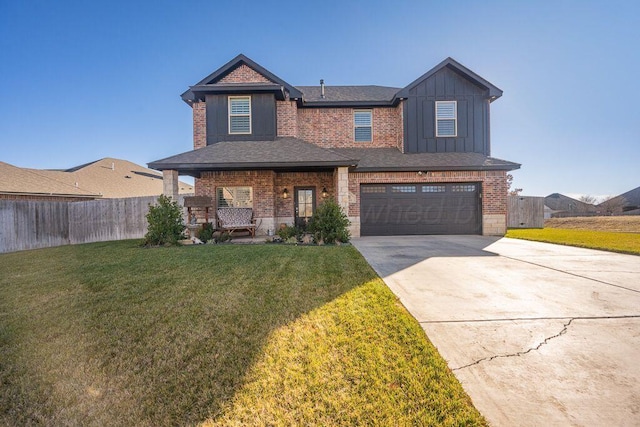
left=143, top=195, right=186, bottom=246
left=308, top=199, right=350, bottom=244
left=197, top=223, right=215, bottom=243
left=277, top=225, right=301, bottom=241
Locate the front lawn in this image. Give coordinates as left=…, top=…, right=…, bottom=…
left=0, top=241, right=485, bottom=426
left=506, top=228, right=640, bottom=255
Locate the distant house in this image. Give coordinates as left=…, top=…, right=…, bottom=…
left=544, top=193, right=597, bottom=218
left=597, top=186, right=640, bottom=215
left=1, top=158, right=193, bottom=201
left=0, top=161, right=99, bottom=201
left=149, top=54, right=520, bottom=237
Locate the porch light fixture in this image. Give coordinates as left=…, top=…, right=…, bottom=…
left=321, top=187, right=328, bottom=198
left=282, top=188, right=289, bottom=199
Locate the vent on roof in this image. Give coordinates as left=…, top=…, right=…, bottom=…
left=320, top=79, right=325, bottom=99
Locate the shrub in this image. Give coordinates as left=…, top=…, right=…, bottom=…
left=143, top=195, right=186, bottom=246
left=197, top=223, right=215, bottom=243
left=277, top=225, right=301, bottom=241
left=308, top=199, right=350, bottom=244
left=216, top=231, right=232, bottom=243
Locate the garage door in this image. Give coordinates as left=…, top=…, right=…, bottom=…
left=360, top=183, right=481, bottom=236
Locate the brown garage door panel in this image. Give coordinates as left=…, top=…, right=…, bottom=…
left=361, top=183, right=481, bottom=236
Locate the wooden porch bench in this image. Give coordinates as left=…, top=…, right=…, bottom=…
left=216, top=208, right=256, bottom=237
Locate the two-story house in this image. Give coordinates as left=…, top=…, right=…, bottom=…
left=149, top=54, right=520, bottom=237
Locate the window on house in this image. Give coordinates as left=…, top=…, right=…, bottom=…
left=217, top=186, right=253, bottom=208
left=354, top=110, right=372, bottom=142
left=435, top=101, right=457, bottom=137
left=229, top=96, right=251, bottom=134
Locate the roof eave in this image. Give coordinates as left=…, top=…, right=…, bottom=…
left=148, top=160, right=357, bottom=172
left=298, top=99, right=400, bottom=108
left=353, top=163, right=521, bottom=172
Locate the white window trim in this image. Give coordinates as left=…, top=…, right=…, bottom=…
left=228, top=96, right=251, bottom=135
left=354, top=109, right=373, bottom=142
left=435, top=100, right=457, bottom=137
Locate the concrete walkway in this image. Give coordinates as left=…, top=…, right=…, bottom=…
left=352, top=236, right=640, bottom=427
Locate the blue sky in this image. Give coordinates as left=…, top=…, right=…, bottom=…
left=1, top=0, right=638, bottom=198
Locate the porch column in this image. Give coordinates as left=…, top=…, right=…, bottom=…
left=336, top=167, right=349, bottom=213
left=162, top=169, right=179, bottom=201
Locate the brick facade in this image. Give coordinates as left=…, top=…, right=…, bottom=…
left=195, top=171, right=335, bottom=233
left=348, top=170, right=507, bottom=217
left=182, top=61, right=510, bottom=237
left=276, top=95, right=298, bottom=138
left=193, top=102, right=206, bottom=150
left=217, top=64, right=272, bottom=84
left=297, top=106, right=403, bottom=149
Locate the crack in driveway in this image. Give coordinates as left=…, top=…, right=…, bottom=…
left=452, top=318, right=574, bottom=371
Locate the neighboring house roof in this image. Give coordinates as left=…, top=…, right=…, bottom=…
left=598, top=186, right=640, bottom=211
left=396, top=57, right=503, bottom=100
left=295, top=85, right=402, bottom=107
left=181, top=53, right=303, bottom=104
left=0, top=161, right=99, bottom=198
left=148, top=138, right=357, bottom=175
left=18, top=158, right=193, bottom=199
left=332, top=148, right=520, bottom=172
left=0, top=157, right=194, bottom=198
left=544, top=193, right=596, bottom=213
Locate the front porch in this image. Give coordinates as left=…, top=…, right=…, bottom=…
left=162, top=167, right=352, bottom=236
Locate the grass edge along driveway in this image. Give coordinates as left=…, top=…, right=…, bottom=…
left=0, top=241, right=486, bottom=426
left=506, top=228, right=640, bottom=255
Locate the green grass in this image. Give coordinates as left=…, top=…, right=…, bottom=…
left=0, top=241, right=486, bottom=426
left=506, top=228, right=640, bottom=255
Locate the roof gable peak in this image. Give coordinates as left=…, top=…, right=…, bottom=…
left=181, top=54, right=302, bottom=104
left=397, top=57, right=503, bottom=100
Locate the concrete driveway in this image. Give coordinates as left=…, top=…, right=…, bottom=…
left=352, top=236, right=640, bottom=427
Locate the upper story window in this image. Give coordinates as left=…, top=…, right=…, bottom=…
left=354, top=110, right=372, bottom=142
left=435, top=101, right=457, bottom=137
left=229, top=96, right=251, bottom=134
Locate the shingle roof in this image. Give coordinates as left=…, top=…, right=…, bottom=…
left=1, top=158, right=193, bottom=199
left=0, top=161, right=99, bottom=198
left=296, top=85, right=401, bottom=103
left=30, top=158, right=194, bottom=198
left=332, top=148, right=521, bottom=172
left=148, top=138, right=357, bottom=174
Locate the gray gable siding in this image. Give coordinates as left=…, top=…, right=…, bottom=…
left=403, top=67, right=491, bottom=155
left=205, top=93, right=276, bottom=144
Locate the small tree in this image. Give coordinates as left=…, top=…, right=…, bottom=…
left=144, top=195, right=186, bottom=246
left=599, top=196, right=627, bottom=216
left=506, top=173, right=523, bottom=196
left=579, top=195, right=598, bottom=205
left=308, top=199, right=350, bottom=244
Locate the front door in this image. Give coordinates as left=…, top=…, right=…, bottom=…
left=294, top=187, right=316, bottom=229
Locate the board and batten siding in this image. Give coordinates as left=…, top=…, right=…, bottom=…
left=507, top=196, right=545, bottom=228
left=0, top=196, right=187, bottom=253
left=403, top=66, right=491, bottom=155
left=206, top=93, right=276, bottom=144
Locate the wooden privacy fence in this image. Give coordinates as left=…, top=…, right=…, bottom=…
left=507, top=196, right=545, bottom=228
left=0, top=196, right=186, bottom=254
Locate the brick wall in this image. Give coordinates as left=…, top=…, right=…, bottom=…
left=217, top=64, right=271, bottom=84
left=193, top=102, right=206, bottom=150
left=274, top=172, right=334, bottom=218
left=276, top=95, right=298, bottom=137
left=297, top=106, right=403, bottom=148
left=347, top=170, right=508, bottom=218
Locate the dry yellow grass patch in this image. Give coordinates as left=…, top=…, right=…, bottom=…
left=545, top=216, right=640, bottom=233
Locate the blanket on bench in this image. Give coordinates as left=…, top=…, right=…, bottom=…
left=217, top=208, right=256, bottom=237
